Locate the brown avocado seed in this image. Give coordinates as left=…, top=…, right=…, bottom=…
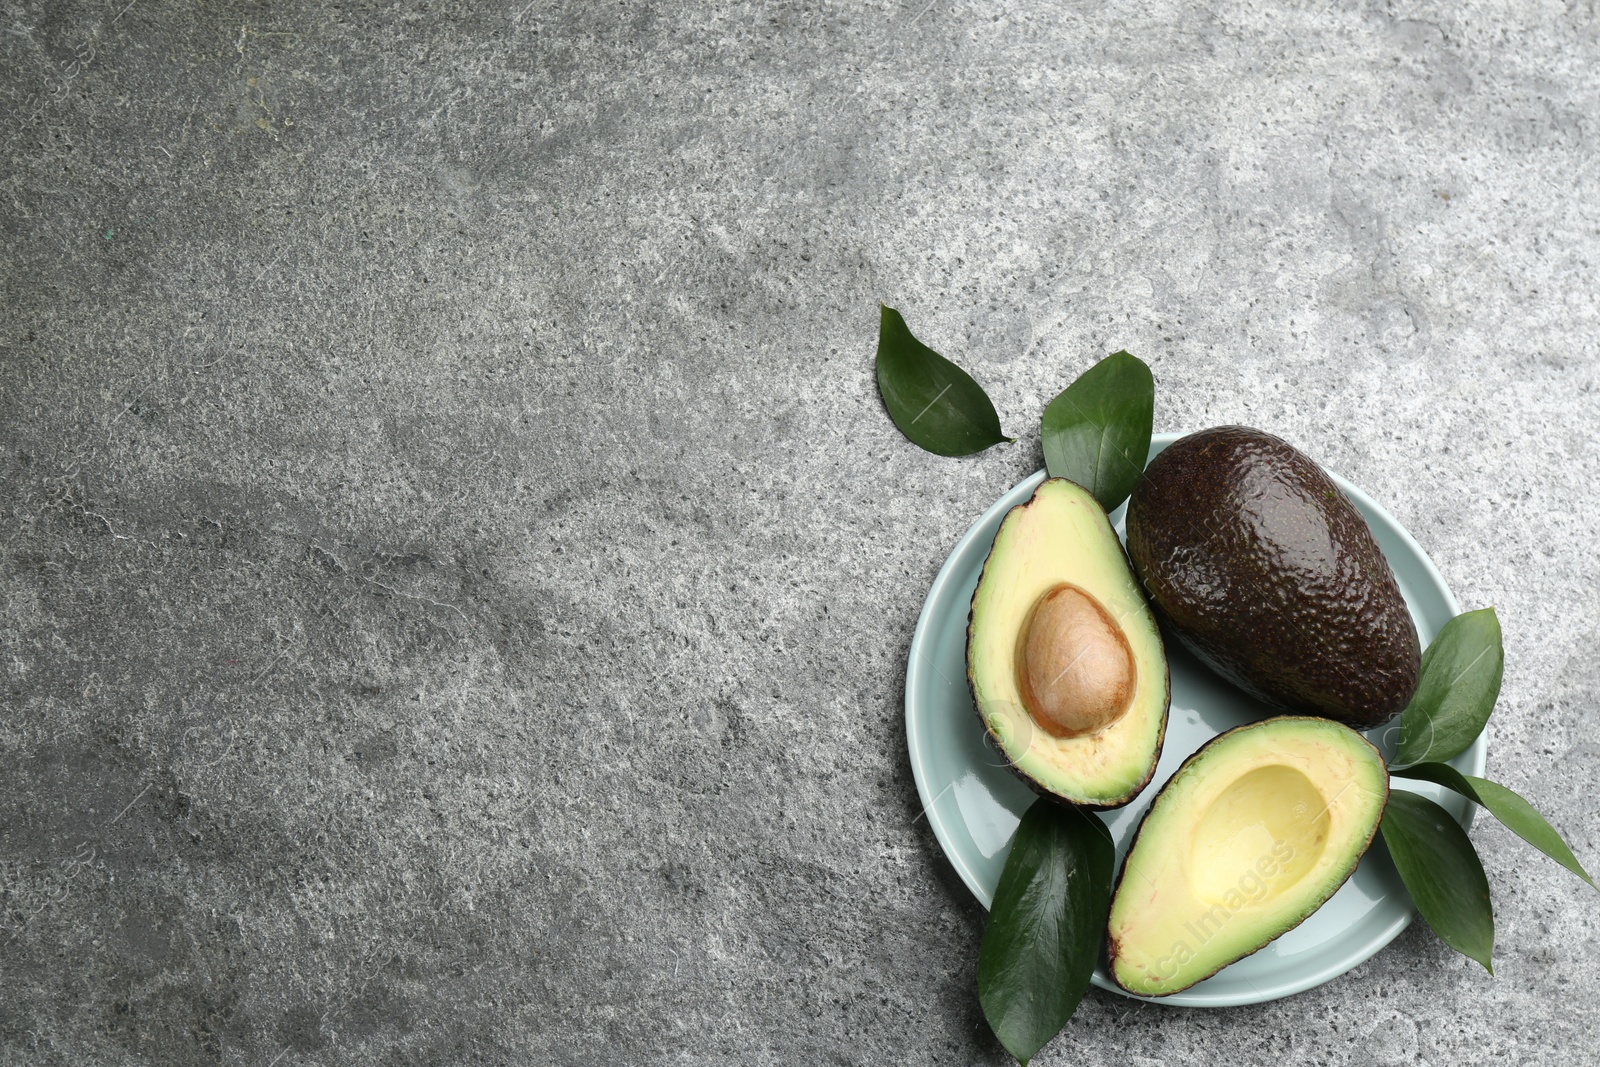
left=1017, top=583, right=1136, bottom=738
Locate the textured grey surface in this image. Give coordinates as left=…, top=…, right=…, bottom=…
left=2, top=1, right=1598, bottom=1063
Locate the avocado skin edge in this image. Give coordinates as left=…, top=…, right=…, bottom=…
left=1125, top=426, right=1421, bottom=730
left=963, top=478, right=1171, bottom=812
left=1103, top=716, right=1391, bottom=996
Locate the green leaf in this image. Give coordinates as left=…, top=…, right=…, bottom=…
left=1393, top=608, right=1504, bottom=768
left=874, top=305, right=1010, bottom=457
left=978, top=802, right=1113, bottom=1065
left=1381, top=789, right=1495, bottom=973
left=1392, top=763, right=1594, bottom=888
left=1039, top=352, right=1154, bottom=513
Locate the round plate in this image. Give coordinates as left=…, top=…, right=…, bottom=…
left=905, top=432, right=1485, bottom=1007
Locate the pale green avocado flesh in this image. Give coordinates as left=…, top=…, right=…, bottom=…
left=966, top=478, right=1169, bottom=808
left=1107, top=716, right=1389, bottom=996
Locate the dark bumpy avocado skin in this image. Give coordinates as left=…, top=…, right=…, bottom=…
left=1125, top=427, right=1420, bottom=728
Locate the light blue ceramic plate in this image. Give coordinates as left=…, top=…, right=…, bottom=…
left=905, top=431, right=1485, bottom=1007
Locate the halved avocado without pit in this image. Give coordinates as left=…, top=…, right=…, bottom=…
left=1107, top=716, right=1389, bottom=997
left=966, top=478, right=1169, bottom=809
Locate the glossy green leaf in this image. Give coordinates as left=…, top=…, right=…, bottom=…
left=1393, top=608, right=1504, bottom=768
left=1392, top=763, right=1594, bottom=888
left=875, top=305, right=1010, bottom=457
left=1381, top=789, right=1495, bottom=973
left=1040, top=352, right=1154, bottom=513
left=978, top=802, right=1113, bottom=1065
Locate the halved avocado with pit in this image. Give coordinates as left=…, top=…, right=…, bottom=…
left=1107, top=716, right=1389, bottom=996
left=966, top=478, right=1169, bottom=809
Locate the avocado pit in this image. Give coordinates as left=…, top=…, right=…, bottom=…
left=1017, top=583, right=1135, bottom=738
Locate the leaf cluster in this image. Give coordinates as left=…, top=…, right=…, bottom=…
left=1382, top=609, right=1593, bottom=974
left=874, top=304, right=1152, bottom=512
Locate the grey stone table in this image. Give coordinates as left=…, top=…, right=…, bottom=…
left=3, top=2, right=1597, bottom=1064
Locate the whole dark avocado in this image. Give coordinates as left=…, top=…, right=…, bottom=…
left=1125, top=426, right=1420, bottom=728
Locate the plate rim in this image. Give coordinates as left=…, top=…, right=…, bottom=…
left=904, top=431, right=1484, bottom=1007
